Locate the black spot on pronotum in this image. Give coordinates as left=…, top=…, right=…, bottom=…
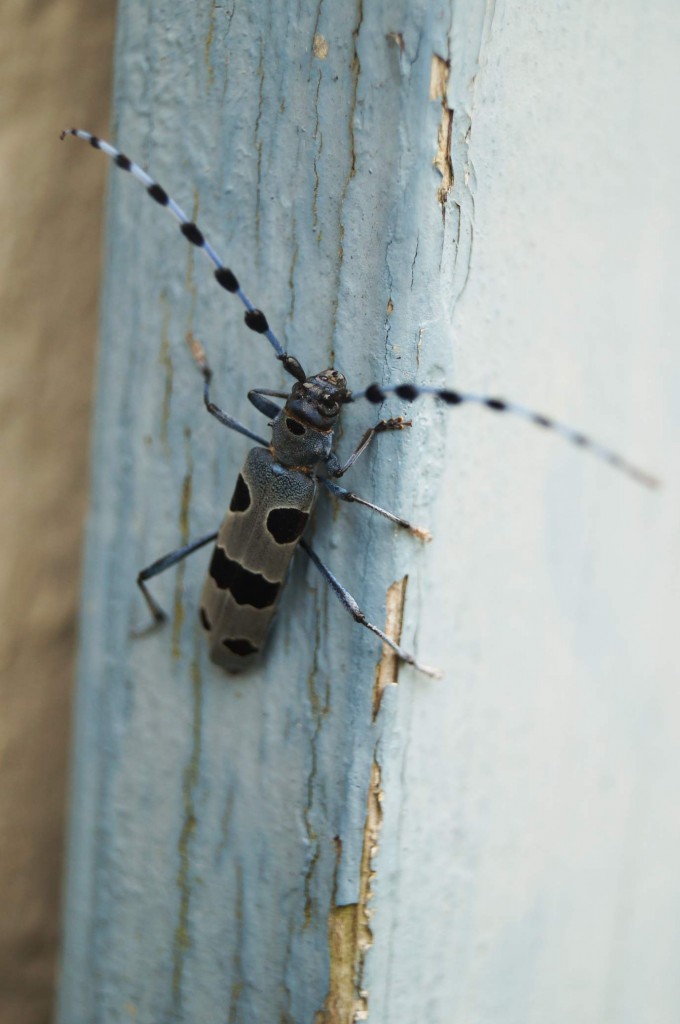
left=285, top=417, right=305, bottom=436
left=395, top=384, right=418, bottom=401
left=229, top=474, right=251, bottom=513
left=199, top=608, right=211, bottom=631
left=147, top=183, right=169, bottom=206
left=115, top=153, right=132, bottom=171
left=533, top=414, right=552, bottom=428
left=223, top=638, right=258, bottom=657
left=245, top=309, right=269, bottom=334
left=215, top=267, right=239, bottom=293
left=209, top=548, right=280, bottom=609
left=181, top=221, right=205, bottom=247
left=89, top=134, right=100, bottom=148
left=365, top=384, right=385, bottom=404
left=486, top=398, right=507, bottom=412
left=266, top=507, right=309, bottom=545
left=573, top=433, right=588, bottom=447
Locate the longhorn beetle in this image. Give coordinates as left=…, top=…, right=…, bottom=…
left=61, top=128, right=658, bottom=677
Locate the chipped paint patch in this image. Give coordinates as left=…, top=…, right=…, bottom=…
left=313, top=32, right=329, bottom=59
left=227, top=862, right=244, bottom=1024
left=172, top=427, right=193, bottom=659
left=158, top=295, right=173, bottom=454
left=335, top=0, right=363, bottom=284
left=322, top=901, right=364, bottom=1024
left=288, top=215, right=299, bottom=320
left=303, top=616, right=329, bottom=928
left=317, top=579, right=406, bottom=1018
left=372, top=576, right=408, bottom=720
left=319, top=763, right=382, bottom=1024
left=172, top=652, right=203, bottom=1006
left=354, top=758, right=383, bottom=1011
left=430, top=54, right=454, bottom=213
left=204, top=2, right=217, bottom=87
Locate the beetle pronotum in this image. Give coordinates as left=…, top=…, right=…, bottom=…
left=61, top=128, right=658, bottom=677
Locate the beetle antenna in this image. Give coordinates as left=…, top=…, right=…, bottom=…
left=347, top=382, right=659, bottom=489
left=60, top=128, right=304, bottom=381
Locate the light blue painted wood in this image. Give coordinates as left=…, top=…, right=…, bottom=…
left=58, top=1, right=680, bottom=1022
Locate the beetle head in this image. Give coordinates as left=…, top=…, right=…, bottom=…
left=285, top=369, right=349, bottom=429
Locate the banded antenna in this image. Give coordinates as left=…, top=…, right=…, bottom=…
left=346, top=382, right=659, bottom=489
left=60, top=128, right=306, bottom=383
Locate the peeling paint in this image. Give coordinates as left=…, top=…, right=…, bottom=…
left=215, top=785, right=235, bottom=864
left=171, top=651, right=203, bottom=1008
left=172, top=426, right=193, bottom=660
left=335, top=0, right=363, bottom=284
left=204, top=2, right=217, bottom=88
left=317, top=576, right=405, bottom=1020
left=410, top=234, right=419, bottom=291
left=255, top=39, right=266, bottom=250
left=288, top=216, right=299, bottom=320
left=227, top=861, right=244, bottom=1024
left=313, top=33, right=329, bottom=59
left=429, top=54, right=454, bottom=215
left=355, top=759, right=383, bottom=1007
left=158, top=295, right=173, bottom=454
left=313, top=70, right=323, bottom=238
left=416, top=325, right=424, bottom=369
left=303, top=615, right=328, bottom=928
left=322, top=901, right=363, bottom=1024
left=317, top=757, right=383, bottom=1023
left=372, top=576, right=407, bottom=721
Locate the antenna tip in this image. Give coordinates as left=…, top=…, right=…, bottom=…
left=420, top=663, right=443, bottom=680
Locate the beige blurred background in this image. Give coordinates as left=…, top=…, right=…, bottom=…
left=0, top=1, right=115, bottom=1020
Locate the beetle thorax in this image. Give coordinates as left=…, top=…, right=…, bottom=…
left=270, top=368, right=348, bottom=468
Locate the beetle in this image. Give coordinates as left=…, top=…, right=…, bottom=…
left=61, top=128, right=658, bottom=677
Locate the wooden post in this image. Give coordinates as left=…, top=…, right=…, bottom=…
left=58, top=1, right=679, bottom=1022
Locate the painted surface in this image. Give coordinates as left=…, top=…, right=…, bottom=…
left=58, top=1, right=680, bottom=1022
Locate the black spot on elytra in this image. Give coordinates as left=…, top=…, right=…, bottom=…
left=115, top=153, right=131, bottom=171
left=486, top=398, right=506, bottom=412
left=209, top=547, right=280, bottom=609
left=229, top=474, right=251, bottom=512
left=395, top=384, right=418, bottom=401
left=285, top=417, right=305, bottom=436
left=199, top=608, right=211, bottom=631
left=266, top=507, right=309, bottom=545
left=223, top=638, right=258, bottom=657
